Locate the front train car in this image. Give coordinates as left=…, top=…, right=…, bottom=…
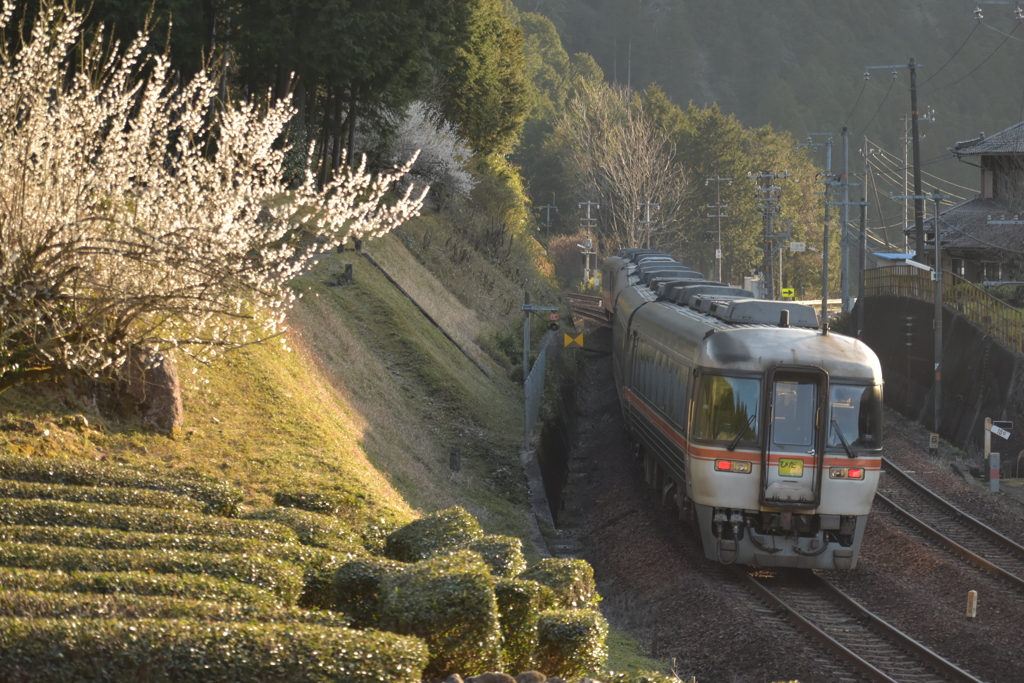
left=602, top=250, right=883, bottom=570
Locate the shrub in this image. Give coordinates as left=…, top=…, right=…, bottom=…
left=0, top=542, right=304, bottom=603
left=494, top=578, right=556, bottom=673
left=535, top=608, right=609, bottom=680
left=468, top=534, right=527, bottom=578
left=0, top=590, right=352, bottom=627
left=520, top=558, right=600, bottom=609
left=0, top=455, right=242, bottom=515
left=0, top=524, right=355, bottom=611
left=0, top=618, right=428, bottom=682
left=243, top=507, right=363, bottom=551
left=332, top=557, right=407, bottom=628
left=359, top=517, right=402, bottom=556
left=0, top=499, right=297, bottom=542
left=0, top=567, right=280, bottom=605
left=0, top=480, right=204, bottom=512
left=384, top=506, right=484, bottom=563
left=381, top=550, right=502, bottom=679
left=273, top=490, right=348, bottom=515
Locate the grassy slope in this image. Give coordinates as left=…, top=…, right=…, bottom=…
left=0, top=225, right=665, bottom=673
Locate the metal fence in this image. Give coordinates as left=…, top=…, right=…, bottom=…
left=864, top=265, right=1024, bottom=352
left=523, top=345, right=548, bottom=448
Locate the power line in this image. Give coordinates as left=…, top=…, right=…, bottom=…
left=841, top=79, right=868, bottom=130
left=919, top=20, right=980, bottom=86
left=928, top=20, right=1022, bottom=93
left=855, top=77, right=896, bottom=138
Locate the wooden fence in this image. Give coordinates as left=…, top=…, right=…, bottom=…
left=864, top=265, right=1024, bottom=353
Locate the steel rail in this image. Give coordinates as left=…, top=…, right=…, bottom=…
left=877, top=457, right=1024, bottom=591
left=734, top=566, right=984, bottom=683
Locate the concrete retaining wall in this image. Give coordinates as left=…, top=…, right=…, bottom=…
left=859, top=295, right=1024, bottom=473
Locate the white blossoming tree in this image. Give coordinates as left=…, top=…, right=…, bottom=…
left=0, top=2, right=425, bottom=394
left=386, top=102, right=477, bottom=208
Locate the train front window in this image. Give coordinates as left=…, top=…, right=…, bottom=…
left=694, top=375, right=760, bottom=443
left=828, top=384, right=883, bottom=451
left=772, top=380, right=816, bottom=447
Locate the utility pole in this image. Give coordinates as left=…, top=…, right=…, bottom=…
left=800, top=134, right=835, bottom=326
left=638, top=200, right=660, bottom=249
left=578, top=200, right=599, bottom=282
left=748, top=171, right=789, bottom=301
left=865, top=61, right=924, bottom=261
left=537, top=196, right=558, bottom=241
left=899, top=107, right=934, bottom=251
left=859, top=136, right=870, bottom=339
left=841, top=127, right=851, bottom=313
left=931, top=192, right=950, bottom=435
left=706, top=177, right=732, bottom=283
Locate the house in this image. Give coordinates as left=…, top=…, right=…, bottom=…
left=907, top=122, right=1024, bottom=284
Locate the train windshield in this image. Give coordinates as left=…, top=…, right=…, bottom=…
left=694, top=375, right=760, bottom=443
left=827, top=384, right=883, bottom=451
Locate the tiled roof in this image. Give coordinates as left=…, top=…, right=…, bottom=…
left=903, top=196, right=1024, bottom=252
left=952, top=121, right=1024, bottom=155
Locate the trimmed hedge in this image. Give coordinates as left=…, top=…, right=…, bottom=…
left=535, top=608, right=609, bottom=680
left=520, top=558, right=600, bottom=609
left=384, top=506, right=484, bottom=563
left=0, top=498, right=298, bottom=542
left=274, top=490, right=349, bottom=515
left=243, top=507, right=363, bottom=551
left=494, top=578, right=556, bottom=673
left=468, top=534, right=527, bottom=578
left=0, top=567, right=280, bottom=605
left=381, top=550, right=501, bottom=679
left=601, top=672, right=687, bottom=683
left=0, top=617, right=428, bottom=682
left=332, top=557, right=406, bottom=628
left=0, top=524, right=353, bottom=610
left=0, top=542, right=304, bottom=603
left=0, top=590, right=352, bottom=627
left=0, top=480, right=204, bottom=513
left=0, top=454, right=241, bottom=515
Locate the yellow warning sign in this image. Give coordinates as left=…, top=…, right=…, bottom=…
left=781, top=287, right=795, bottom=300
left=564, top=333, right=584, bottom=348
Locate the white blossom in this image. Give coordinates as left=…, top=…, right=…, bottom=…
left=0, top=3, right=425, bottom=392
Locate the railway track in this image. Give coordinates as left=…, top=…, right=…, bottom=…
left=876, top=457, right=1024, bottom=591
left=736, top=567, right=984, bottom=683
left=566, top=293, right=610, bottom=328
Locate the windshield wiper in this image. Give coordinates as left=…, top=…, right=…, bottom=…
left=831, top=419, right=855, bottom=458
left=727, top=414, right=756, bottom=451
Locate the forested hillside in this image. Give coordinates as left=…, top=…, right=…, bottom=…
left=519, top=0, right=1021, bottom=191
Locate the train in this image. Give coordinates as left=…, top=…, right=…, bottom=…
left=600, top=249, right=883, bottom=569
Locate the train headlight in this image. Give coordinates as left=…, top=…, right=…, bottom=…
left=829, top=467, right=865, bottom=480
left=715, top=459, right=752, bottom=474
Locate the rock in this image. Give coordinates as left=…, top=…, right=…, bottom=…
left=515, top=672, right=547, bottom=683
left=445, top=676, right=464, bottom=683
left=127, top=351, right=183, bottom=434
left=466, top=674, right=515, bottom=683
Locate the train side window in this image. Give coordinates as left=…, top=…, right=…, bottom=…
left=828, top=384, right=883, bottom=450
left=693, top=375, right=761, bottom=443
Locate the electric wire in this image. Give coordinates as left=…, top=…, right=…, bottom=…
left=854, top=77, right=896, bottom=139
left=841, top=79, right=868, bottom=130
left=919, top=21, right=980, bottom=87
left=868, top=144, right=976, bottom=194
left=928, top=20, right=1021, bottom=93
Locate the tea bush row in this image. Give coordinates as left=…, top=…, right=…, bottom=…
left=0, top=541, right=304, bottom=603
left=0, top=498, right=297, bottom=542
left=0, top=480, right=204, bottom=513
left=0, top=567, right=280, bottom=605
left=0, top=590, right=353, bottom=627
left=0, top=455, right=241, bottom=515
left=0, top=617, right=427, bottom=682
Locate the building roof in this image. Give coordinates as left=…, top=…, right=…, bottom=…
left=905, top=195, right=1024, bottom=252
left=952, top=121, right=1024, bottom=156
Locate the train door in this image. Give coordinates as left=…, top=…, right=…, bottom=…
left=760, top=366, right=828, bottom=509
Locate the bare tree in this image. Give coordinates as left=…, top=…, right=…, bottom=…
left=552, top=82, right=691, bottom=253
left=0, top=2, right=425, bottom=393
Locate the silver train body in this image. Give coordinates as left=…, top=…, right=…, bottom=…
left=601, top=250, right=883, bottom=570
